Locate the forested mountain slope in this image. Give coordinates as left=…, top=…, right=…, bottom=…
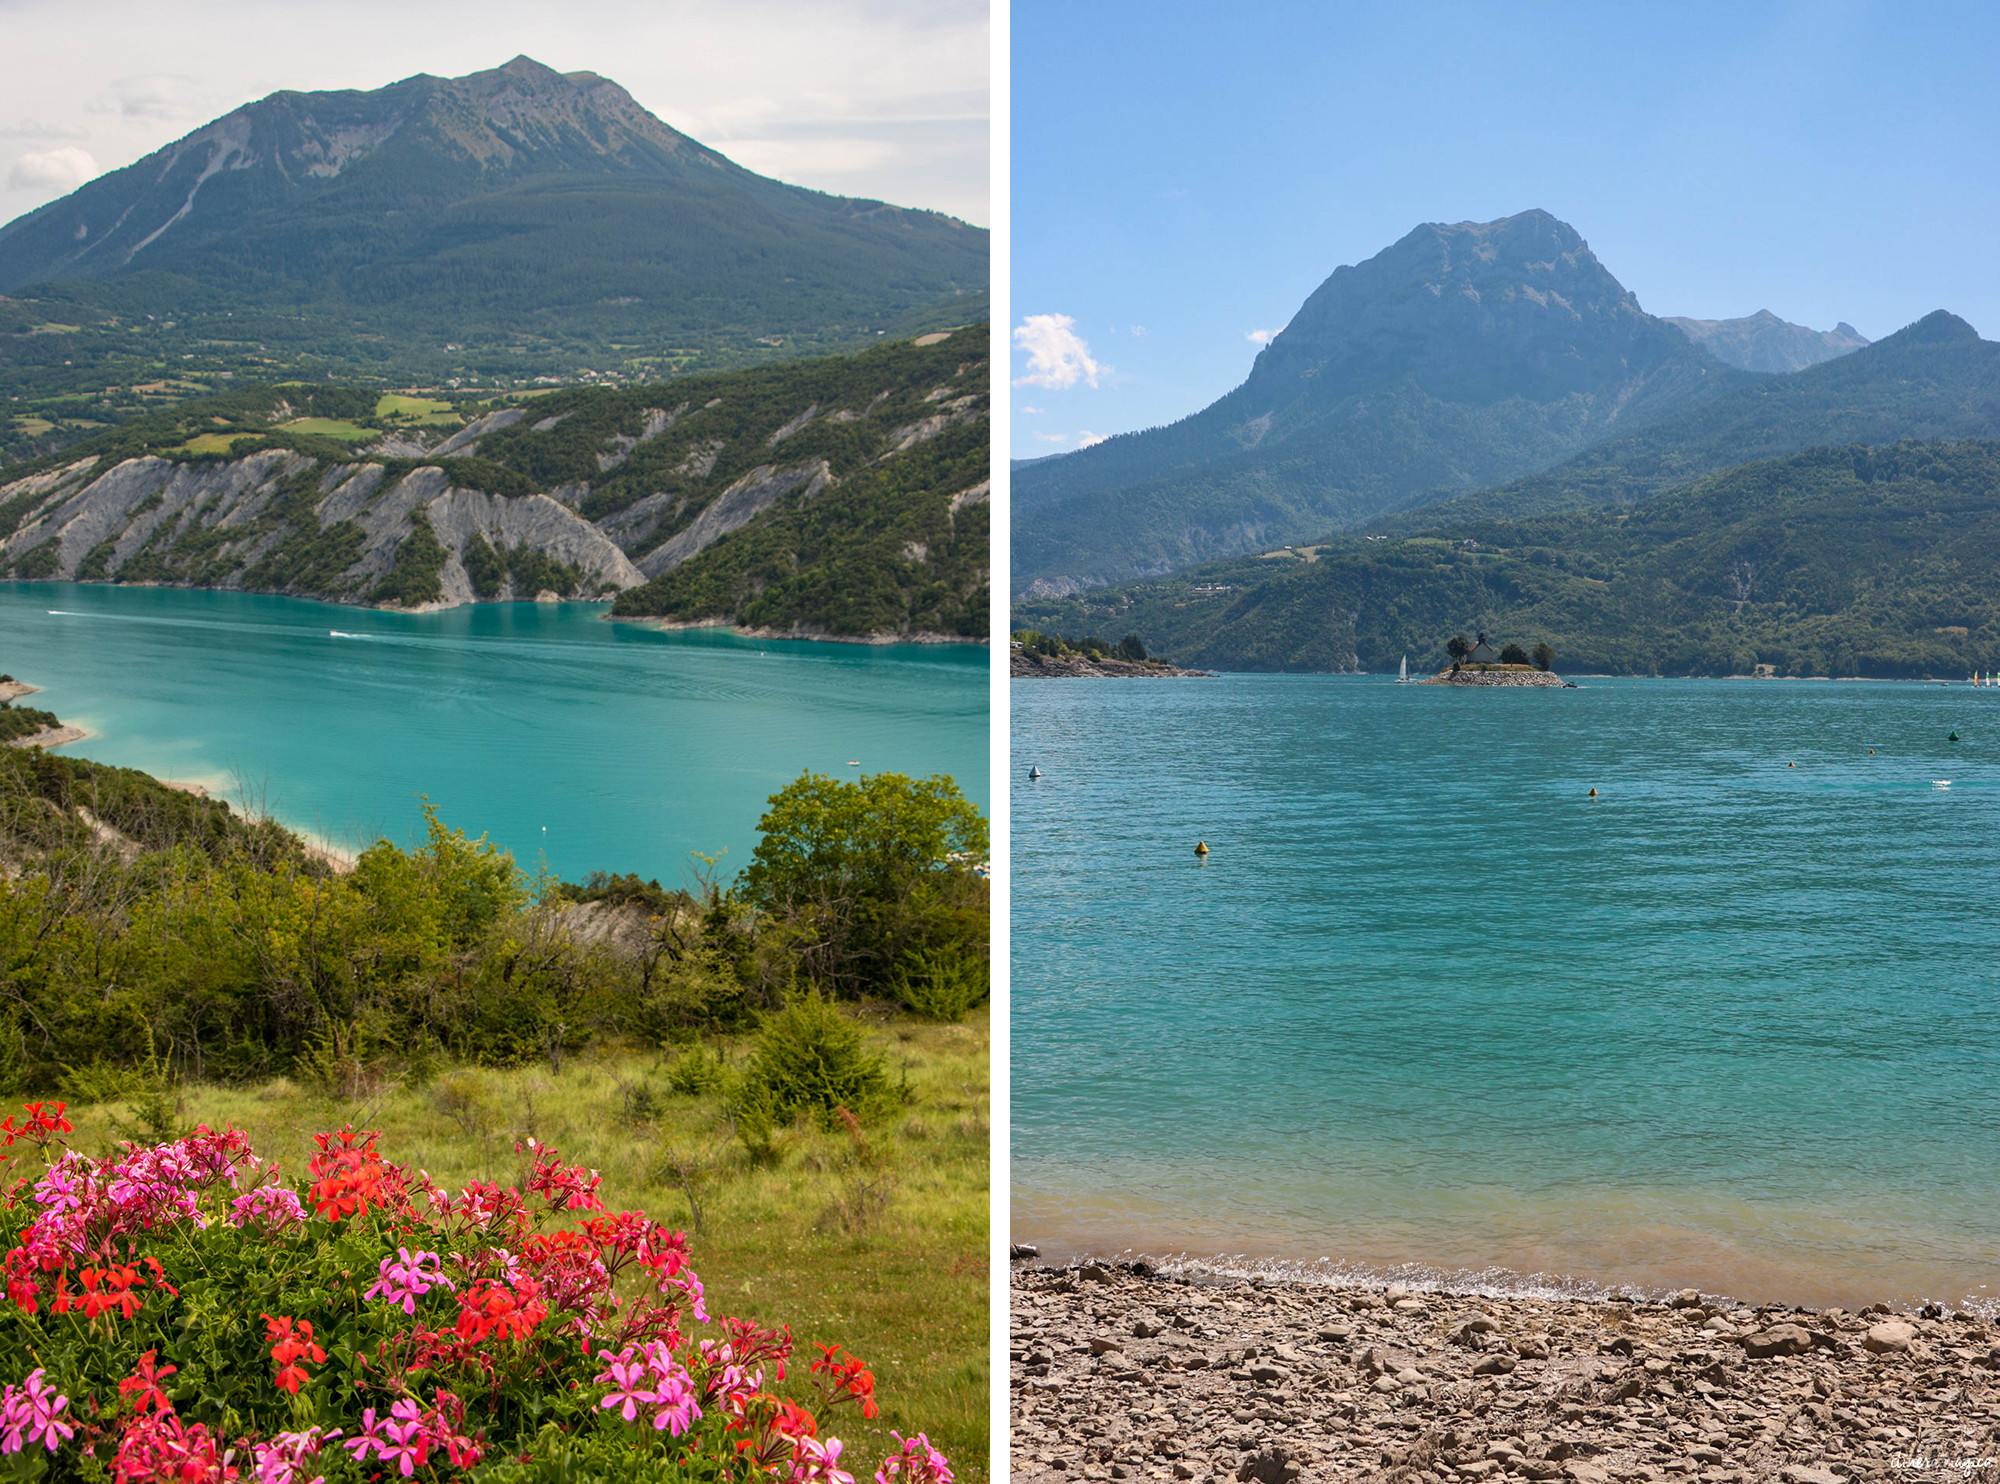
left=0, top=329, right=987, bottom=639
left=1015, top=440, right=2000, bottom=678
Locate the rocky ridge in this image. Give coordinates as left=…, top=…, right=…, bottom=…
left=1010, top=1260, right=2000, bottom=1484
left=1664, top=314, right=1869, bottom=376
left=0, top=451, right=640, bottom=611
left=0, top=331, right=988, bottom=626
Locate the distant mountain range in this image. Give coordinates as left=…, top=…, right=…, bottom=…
left=1665, top=310, right=1867, bottom=373
left=0, top=328, right=987, bottom=640
left=0, top=56, right=986, bottom=463
left=1366, top=310, right=2000, bottom=530
left=1011, top=210, right=1900, bottom=596
left=1013, top=207, right=2000, bottom=678
left=1015, top=438, right=2000, bottom=680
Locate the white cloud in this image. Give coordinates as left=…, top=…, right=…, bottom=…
left=1032, top=431, right=1069, bottom=443
left=1077, top=430, right=1108, bottom=448
left=1246, top=328, right=1280, bottom=345
left=1130, top=325, right=1145, bottom=337
left=1018, top=404, right=1044, bottom=414
left=1012, top=313, right=1102, bottom=390
left=7, top=147, right=98, bottom=191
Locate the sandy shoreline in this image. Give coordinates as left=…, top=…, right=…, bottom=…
left=1011, top=1256, right=2000, bottom=1484
left=6, top=725, right=89, bottom=749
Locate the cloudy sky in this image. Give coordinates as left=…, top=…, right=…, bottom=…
left=0, top=0, right=988, bottom=228
left=1011, top=0, right=2000, bottom=459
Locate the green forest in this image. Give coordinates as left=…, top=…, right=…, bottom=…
left=1015, top=440, right=2000, bottom=678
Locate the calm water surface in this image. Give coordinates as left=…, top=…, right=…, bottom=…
left=2, top=583, right=987, bottom=879
left=1012, top=673, right=2000, bottom=1307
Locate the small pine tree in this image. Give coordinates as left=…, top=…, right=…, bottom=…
left=1532, top=640, right=1555, bottom=672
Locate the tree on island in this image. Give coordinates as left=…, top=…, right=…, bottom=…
left=1532, top=640, right=1555, bottom=672
left=1446, top=634, right=1472, bottom=668
left=1500, top=642, right=1530, bottom=665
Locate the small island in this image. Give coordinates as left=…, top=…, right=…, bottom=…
left=1010, top=629, right=1210, bottom=678
left=1419, top=632, right=1572, bottom=686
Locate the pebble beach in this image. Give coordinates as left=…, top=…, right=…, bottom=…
left=1009, top=1256, right=2000, bottom=1483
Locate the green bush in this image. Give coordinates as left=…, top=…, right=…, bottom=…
left=741, top=990, right=887, bottom=1127
left=665, top=1044, right=733, bottom=1097
left=894, top=946, right=989, bottom=1022
left=742, top=770, right=989, bottom=999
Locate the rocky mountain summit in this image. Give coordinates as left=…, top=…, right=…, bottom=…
left=1665, top=312, right=1869, bottom=375
left=1013, top=210, right=1748, bottom=596
left=0, top=56, right=986, bottom=404
left=1011, top=1259, right=1999, bottom=1484
left=0, top=331, right=988, bottom=636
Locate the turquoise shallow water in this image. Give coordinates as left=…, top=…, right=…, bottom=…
left=1, top=583, right=987, bottom=880
left=1012, top=674, right=2000, bottom=1308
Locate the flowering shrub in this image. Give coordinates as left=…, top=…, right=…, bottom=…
left=0, top=1108, right=953, bottom=1484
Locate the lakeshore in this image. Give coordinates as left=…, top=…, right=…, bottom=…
left=1011, top=651, right=1211, bottom=678
left=1010, top=1257, right=1996, bottom=1484
left=613, top=612, right=988, bottom=645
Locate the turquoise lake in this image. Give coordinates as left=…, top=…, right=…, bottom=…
left=1, top=584, right=988, bottom=880
left=1012, top=674, right=2000, bottom=1309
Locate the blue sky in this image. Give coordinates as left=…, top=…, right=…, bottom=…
left=1009, top=0, right=2000, bottom=459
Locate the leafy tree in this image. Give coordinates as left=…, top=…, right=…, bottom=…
left=1532, top=640, right=1555, bottom=671
left=1115, top=633, right=1147, bottom=661
left=741, top=771, right=988, bottom=999
left=1446, top=634, right=1471, bottom=664
left=1499, top=642, right=1530, bottom=664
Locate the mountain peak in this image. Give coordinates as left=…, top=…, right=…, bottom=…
left=1253, top=208, right=1677, bottom=408
left=498, top=54, right=564, bottom=80
left=1895, top=310, right=1981, bottom=346
left=1664, top=311, right=1868, bottom=374
left=0, top=57, right=985, bottom=381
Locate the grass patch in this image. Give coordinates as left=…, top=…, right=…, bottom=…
left=55, top=1007, right=991, bottom=1482
left=279, top=416, right=375, bottom=439
left=170, top=431, right=254, bottom=455
left=376, top=393, right=457, bottom=421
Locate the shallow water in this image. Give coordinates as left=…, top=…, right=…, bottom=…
left=1011, top=673, right=2000, bottom=1308
left=2, top=583, right=987, bottom=881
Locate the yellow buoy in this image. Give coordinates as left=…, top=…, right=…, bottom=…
left=1194, top=840, right=1209, bottom=857
left=1588, top=788, right=1597, bottom=797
